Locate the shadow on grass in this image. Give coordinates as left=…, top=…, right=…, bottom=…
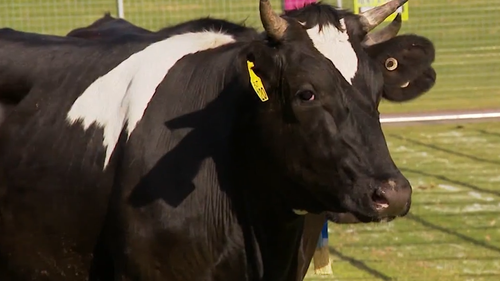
left=388, top=134, right=500, bottom=166
left=474, top=129, right=500, bottom=138
left=329, top=247, right=392, bottom=281
left=406, top=213, right=500, bottom=254
left=401, top=168, right=500, bottom=197
left=460, top=273, right=500, bottom=278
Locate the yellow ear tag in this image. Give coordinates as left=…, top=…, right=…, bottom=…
left=247, top=61, right=269, bottom=102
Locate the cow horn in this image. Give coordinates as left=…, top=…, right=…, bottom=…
left=362, top=13, right=402, bottom=47
left=260, top=0, right=288, bottom=40
left=359, top=0, right=408, bottom=32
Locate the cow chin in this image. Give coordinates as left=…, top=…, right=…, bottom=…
left=325, top=212, right=397, bottom=224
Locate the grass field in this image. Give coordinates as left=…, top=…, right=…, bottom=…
left=0, top=0, right=499, bottom=115
left=305, top=120, right=500, bottom=281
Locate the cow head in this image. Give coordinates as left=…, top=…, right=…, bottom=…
left=238, top=0, right=413, bottom=222
left=283, top=0, right=436, bottom=104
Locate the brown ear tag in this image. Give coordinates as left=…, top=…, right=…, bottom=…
left=247, top=61, right=269, bottom=102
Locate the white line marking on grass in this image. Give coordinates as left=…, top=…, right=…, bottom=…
left=424, top=203, right=500, bottom=214
left=463, top=203, right=500, bottom=212
left=436, top=131, right=464, bottom=137
left=468, top=191, right=495, bottom=202
left=393, top=145, right=416, bottom=152
left=380, top=112, right=500, bottom=123
left=489, top=175, right=500, bottom=182
left=438, top=184, right=461, bottom=191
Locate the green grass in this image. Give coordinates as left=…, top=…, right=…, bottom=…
left=305, top=121, right=500, bottom=281
left=0, top=0, right=499, bottom=114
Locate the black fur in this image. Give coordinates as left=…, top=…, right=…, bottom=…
left=67, top=13, right=260, bottom=43
left=66, top=11, right=153, bottom=39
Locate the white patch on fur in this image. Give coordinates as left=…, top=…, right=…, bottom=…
left=66, top=31, right=236, bottom=169
left=306, top=19, right=358, bottom=84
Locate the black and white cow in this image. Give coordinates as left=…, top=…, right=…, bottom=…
left=0, top=3, right=435, bottom=127
left=0, top=0, right=429, bottom=280
left=62, top=7, right=436, bottom=213
left=0, top=15, right=262, bottom=126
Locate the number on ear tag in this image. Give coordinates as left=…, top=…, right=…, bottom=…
left=247, top=61, right=269, bottom=102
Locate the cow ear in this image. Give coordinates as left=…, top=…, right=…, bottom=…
left=381, top=66, right=436, bottom=102
left=240, top=41, right=280, bottom=100
left=366, top=34, right=436, bottom=101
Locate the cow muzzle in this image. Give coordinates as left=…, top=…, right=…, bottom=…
left=370, top=178, right=412, bottom=218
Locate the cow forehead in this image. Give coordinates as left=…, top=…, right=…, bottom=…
left=305, top=19, right=358, bottom=85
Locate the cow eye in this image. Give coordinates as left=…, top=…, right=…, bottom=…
left=296, top=90, right=315, bottom=101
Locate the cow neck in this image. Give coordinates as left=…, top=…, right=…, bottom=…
left=233, top=162, right=305, bottom=281
left=227, top=115, right=306, bottom=281
left=160, top=44, right=305, bottom=280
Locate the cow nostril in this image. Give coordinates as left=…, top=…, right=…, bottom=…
left=372, top=188, right=389, bottom=210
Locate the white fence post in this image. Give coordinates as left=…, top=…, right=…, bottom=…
left=117, top=0, right=125, bottom=18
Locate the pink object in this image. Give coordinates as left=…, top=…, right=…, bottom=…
left=284, top=0, right=317, bottom=11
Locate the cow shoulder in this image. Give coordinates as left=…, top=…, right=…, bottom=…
left=66, top=31, right=236, bottom=170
